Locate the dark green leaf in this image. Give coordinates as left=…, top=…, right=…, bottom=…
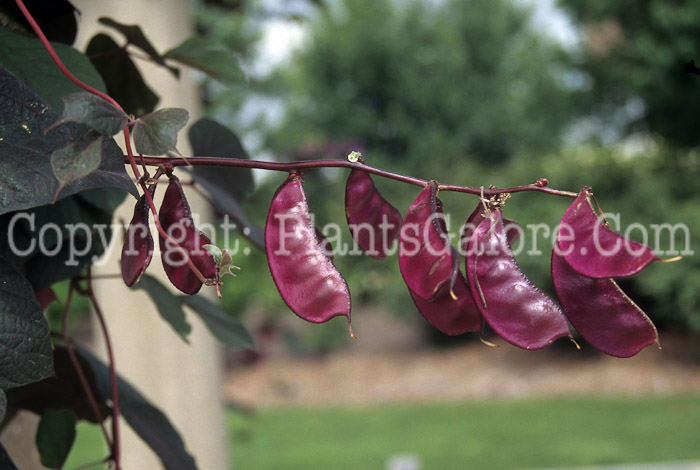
left=132, top=108, right=189, bottom=156
left=0, top=193, right=119, bottom=290
left=187, top=118, right=263, bottom=247
left=0, top=27, right=105, bottom=111
left=98, top=17, right=180, bottom=77
left=5, top=347, right=109, bottom=423
left=164, top=37, right=244, bottom=84
left=0, top=389, right=6, bottom=424
left=134, top=274, right=191, bottom=343
left=189, top=118, right=253, bottom=198
left=179, top=295, right=255, bottom=350
left=35, top=409, right=77, bottom=469
left=51, top=133, right=103, bottom=194
left=60, top=92, right=129, bottom=136
left=86, top=33, right=159, bottom=116
left=0, top=67, right=137, bottom=216
left=77, top=347, right=198, bottom=470
left=0, top=0, right=78, bottom=45
left=0, top=443, right=17, bottom=470
left=0, top=259, right=53, bottom=389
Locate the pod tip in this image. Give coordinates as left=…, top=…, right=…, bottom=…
left=479, top=336, right=499, bottom=348
left=348, top=323, right=357, bottom=340
left=661, top=255, right=682, bottom=263
left=449, top=288, right=458, bottom=301
left=570, top=337, right=581, bottom=350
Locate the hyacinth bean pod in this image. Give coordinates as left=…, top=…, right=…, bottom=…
left=345, top=168, right=402, bottom=259
left=460, top=202, right=522, bottom=255
left=559, top=187, right=660, bottom=278
left=409, top=272, right=482, bottom=335
left=265, top=172, right=352, bottom=326
left=121, top=185, right=155, bottom=287
left=399, top=182, right=459, bottom=300
left=159, top=176, right=218, bottom=295
left=466, top=209, right=571, bottom=350
left=551, top=247, right=658, bottom=358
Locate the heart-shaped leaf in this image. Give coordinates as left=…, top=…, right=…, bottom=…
left=98, top=17, right=179, bottom=77
left=59, top=93, right=129, bottom=136
left=0, top=66, right=138, bottom=216
left=36, top=409, right=77, bottom=469
left=0, top=27, right=105, bottom=111
left=86, top=33, right=159, bottom=116
left=165, top=37, right=244, bottom=84
left=133, top=108, right=189, bottom=156
left=51, top=132, right=103, bottom=196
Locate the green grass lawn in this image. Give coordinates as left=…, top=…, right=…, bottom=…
left=227, top=395, right=700, bottom=470
left=65, top=394, right=700, bottom=470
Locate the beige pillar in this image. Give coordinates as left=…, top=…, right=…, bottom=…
left=73, top=1, right=230, bottom=469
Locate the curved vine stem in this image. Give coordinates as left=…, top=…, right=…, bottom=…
left=134, top=156, right=579, bottom=199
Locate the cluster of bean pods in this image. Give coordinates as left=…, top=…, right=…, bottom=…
left=263, top=167, right=667, bottom=358
left=121, top=172, right=218, bottom=295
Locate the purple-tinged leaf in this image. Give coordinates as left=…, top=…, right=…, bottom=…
left=51, top=133, right=103, bottom=198
left=551, top=247, right=658, bottom=358
left=466, top=210, right=571, bottom=350
left=345, top=169, right=402, bottom=259
left=132, top=108, right=189, bottom=156
left=265, top=172, right=352, bottom=326
left=159, top=176, right=217, bottom=295
left=121, top=186, right=156, bottom=287
left=0, top=259, right=53, bottom=389
left=409, top=272, right=481, bottom=335
left=59, top=92, right=129, bottom=136
left=399, top=182, right=458, bottom=300
left=4, top=347, right=109, bottom=423
left=0, top=67, right=137, bottom=216
left=559, top=187, right=660, bottom=278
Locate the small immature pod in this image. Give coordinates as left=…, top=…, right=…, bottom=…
left=559, top=187, right=660, bottom=278
left=409, top=272, right=482, bottom=335
left=466, top=209, right=571, bottom=350
left=265, top=172, right=352, bottom=325
left=159, top=176, right=218, bottom=295
left=551, top=248, right=658, bottom=358
left=345, top=169, right=402, bottom=259
left=121, top=186, right=156, bottom=287
left=399, top=182, right=459, bottom=300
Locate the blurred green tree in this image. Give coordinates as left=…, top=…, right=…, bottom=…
left=264, top=0, right=580, bottom=172
left=558, top=0, right=700, bottom=147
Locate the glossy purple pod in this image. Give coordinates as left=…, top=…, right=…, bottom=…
left=265, top=172, right=352, bottom=325
left=121, top=186, right=156, bottom=287
left=159, top=176, right=218, bottom=295
left=559, top=187, right=659, bottom=278
left=460, top=202, right=521, bottom=255
left=466, top=209, right=571, bottom=350
left=345, top=169, right=402, bottom=259
left=409, top=272, right=482, bottom=335
left=551, top=247, right=658, bottom=357
left=399, top=182, right=459, bottom=300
